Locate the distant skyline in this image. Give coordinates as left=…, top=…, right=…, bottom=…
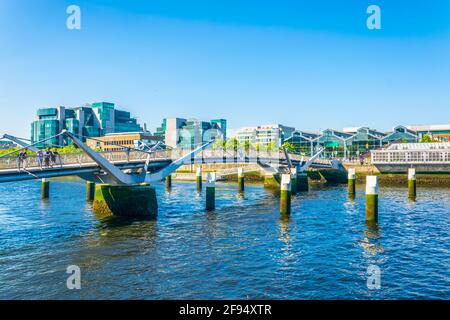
left=1, top=0, right=450, bottom=138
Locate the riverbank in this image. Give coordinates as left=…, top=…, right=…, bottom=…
left=343, top=164, right=450, bottom=186
left=173, top=163, right=450, bottom=187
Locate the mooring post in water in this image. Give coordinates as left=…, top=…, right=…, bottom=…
left=365, top=176, right=378, bottom=223
left=196, top=167, right=202, bottom=192
left=206, top=172, right=216, bottom=211
left=348, top=168, right=356, bottom=196
left=408, top=168, right=416, bottom=199
left=237, top=167, right=244, bottom=193
left=41, top=178, right=50, bottom=199
left=86, top=181, right=95, bottom=201
left=280, top=174, right=291, bottom=215
left=290, top=167, right=297, bottom=195
left=166, top=175, right=172, bottom=190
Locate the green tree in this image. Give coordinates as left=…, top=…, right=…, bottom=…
left=266, top=141, right=278, bottom=152
left=281, top=141, right=296, bottom=153
left=212, top=138, right=225, bottom=151
left=239, top=140, right=252, bottom=152
left=420, top=135, right=437, bottom=143
left=225, top=137, right=239, bottom=152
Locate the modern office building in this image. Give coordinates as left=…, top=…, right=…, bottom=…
left=31, top=102, right=142, bottom=148
left=86, top=132, right=162, bottom=152
left=235, top=124, right=295, bottom=148
left=155, top=118, right=226, bottom=149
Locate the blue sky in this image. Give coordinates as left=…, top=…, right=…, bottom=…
left=1, top=0, right=449, bottom=138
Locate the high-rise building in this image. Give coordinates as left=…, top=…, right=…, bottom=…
left=155, top=117, right=226, bottom=149
left=31, top=102, right=142, bottom=148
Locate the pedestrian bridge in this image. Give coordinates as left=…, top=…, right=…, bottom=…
left=0, top=130, right=339, bottom=185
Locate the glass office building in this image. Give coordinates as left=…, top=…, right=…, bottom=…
left=31, top=102, right=142, bottom=147
left=155, top=118, right=226, bottom=149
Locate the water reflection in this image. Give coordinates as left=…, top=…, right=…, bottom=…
left=278, top=214, right=291, bottom=245
left=360, top=222, right=384, bottom=258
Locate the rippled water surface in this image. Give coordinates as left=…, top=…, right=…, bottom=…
left=0, top=178, right=449, bottom=299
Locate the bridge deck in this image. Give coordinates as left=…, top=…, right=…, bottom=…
left=0, top=149, right=334, bottom=183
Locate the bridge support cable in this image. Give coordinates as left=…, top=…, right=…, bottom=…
left=0, top=133, right=65, bottom=158
left=282, top=147, right=293, bottom=172
left=144, top=140, right=215, bottom=183
left=299, top=147, right=325, bottom=172
left=62, top=130, right=138, bottom=185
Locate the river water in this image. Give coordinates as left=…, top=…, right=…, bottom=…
left=0, top=178, right=449, bottom=299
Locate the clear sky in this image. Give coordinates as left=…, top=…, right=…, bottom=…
left=1, top=0, right=449, bottom=138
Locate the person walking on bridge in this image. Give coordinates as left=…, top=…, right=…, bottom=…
left=44, top=148, right=51, bottom=168
left=52, top=149, right=62, bottom=168
left=50, top=148, right=57, bottom=167
left=17, top=149, right=28, bottom=172
left=37, top=150, right=44, bottom=169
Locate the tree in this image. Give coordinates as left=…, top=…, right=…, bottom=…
left=225, top=138, right=239, bottom=152
left=282, top=141, right=296, bottom=153
left=420, top=135, right=437, bottom=143
left=240, top=140, right=252, bottom=152
left=212, top=138, right=225, bottom=151
left=266, top=141, right=278, bottom=152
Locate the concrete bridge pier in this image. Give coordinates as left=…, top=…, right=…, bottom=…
left=93, top=183, right=158, bottom=218
left=297, top=172, right=309, bottom=192
left=237, top=168, right=245, bottom=193
left=41, top=178, right=50, bottom=199
left=408, top=168, right=416, bottom=200
left=280, top=174, right=291, bottom=215
left=86, top=181, right=95, bottom=201
left=264, top=172, right=280, bottom=189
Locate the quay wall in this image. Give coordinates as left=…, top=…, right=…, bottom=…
left=343, top=164, right=450, bottom=186
left=173, top=163, right=450, bottom=186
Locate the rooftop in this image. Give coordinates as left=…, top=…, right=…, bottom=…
left=406, top=124, right=450, bottom=132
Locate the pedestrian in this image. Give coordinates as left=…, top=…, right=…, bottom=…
left=17, top=151, right=24, bottom=171
left=22, top=149, right=28, bottom=169
left=53, top=149, right=62, bottom=167
left=44, top=148, right=51, bottom=168
left=37, top=150, right=44, bottom=169
left=17, top=148, right=29, bottom=171
left=50, top=148, right=57, bottom=167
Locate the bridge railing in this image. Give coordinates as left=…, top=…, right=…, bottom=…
left=0, top=148, right=333, bottom=171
